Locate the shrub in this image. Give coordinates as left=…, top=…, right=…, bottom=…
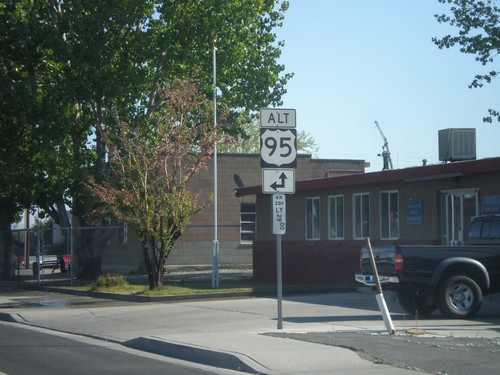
left=93, top=273, right=128, bottom=289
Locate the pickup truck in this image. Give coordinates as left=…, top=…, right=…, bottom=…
left=355, top=215, right=500, bottom=319
left=17, top=253, right=71, bottom=275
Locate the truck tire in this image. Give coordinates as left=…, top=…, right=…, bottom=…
left=437, top=275, right=482, bottom=319
left=397, top=287, right=436, bottom=316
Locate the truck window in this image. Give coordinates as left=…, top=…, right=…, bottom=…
left=468, top=220, right=482, bottom=238
left=487, top=220, right=500, bottom=238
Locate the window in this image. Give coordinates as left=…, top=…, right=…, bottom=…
left=119, top=222, right=128, bottom=245
left=328, top=195, right=344, bottom=239
left=480, top=219, right=500, bottom=238
left=380, top=191, right=399, bottom=239
left=353, top=193, right=370, bottom=239
left=306, top=197, right=320, bottom=240
left=240, top=202, right=256, bottom=243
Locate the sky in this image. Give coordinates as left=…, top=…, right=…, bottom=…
left=275, top=1, right=500, bottom=172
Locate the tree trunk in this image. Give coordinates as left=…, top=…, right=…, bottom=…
left=77, top=255, right=102, bottom=280
left=73, top=223, right=116, bottom=280
left=142, top=236, right=168, bottom=290
left=142, top=238, right=155, bottom=289
left=0, top=219, right=14, bottom=281
left=155, top=255, right=167, bottom=289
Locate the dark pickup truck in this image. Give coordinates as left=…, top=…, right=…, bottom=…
left=355, top=215, right=500, bottom=319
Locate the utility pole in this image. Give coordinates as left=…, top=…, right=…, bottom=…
left=212, top=41, right=219, bottom=288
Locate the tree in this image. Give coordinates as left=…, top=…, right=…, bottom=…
left=89, top=79, right=226, bottom=289
left=219, top=119, right=319, bottom=155
left=433, top=0, right=500, bottom=123
left=0, top=0, right=292, bottom=279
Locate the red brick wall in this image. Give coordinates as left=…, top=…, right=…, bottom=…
left=253, top=240, right=361, bottom=286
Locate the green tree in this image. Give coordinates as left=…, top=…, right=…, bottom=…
left=0, top=0, right=292, bottom=279
left=89, top=79, right=226, bottom=289
left=433, top=0, right=499, bottom=123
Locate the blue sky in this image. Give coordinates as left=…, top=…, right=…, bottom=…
left=276, top=1, right=500, bottom=171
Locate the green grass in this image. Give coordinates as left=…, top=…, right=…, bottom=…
left=68, top=276, right=277, bottom=296
left=55, top=274, right=340, bottom=296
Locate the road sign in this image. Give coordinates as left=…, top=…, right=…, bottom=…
left=262, top=169, right=295, bottom=194
left=273, top=194, right=286, bottom=235
left=260, top=128, right=297, bottom=168
left=260, top=108, right=296, bottom=128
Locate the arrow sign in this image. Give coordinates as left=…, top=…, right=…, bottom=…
left=262, top=169, right=295, bottom=194
left=271, top=172, right=287, bottom=190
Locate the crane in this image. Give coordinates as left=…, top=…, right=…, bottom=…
left=375, top=121, right=393, bottom=170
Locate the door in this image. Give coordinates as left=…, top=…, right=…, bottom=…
left=442, top=189, right=479, bottom=245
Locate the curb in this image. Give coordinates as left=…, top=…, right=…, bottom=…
left=125, top=336, right=271, bottom=375
left=39, top=285, right=356, bottom=303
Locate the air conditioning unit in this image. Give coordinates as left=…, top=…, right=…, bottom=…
left=439, top=128, right=476, bottom=162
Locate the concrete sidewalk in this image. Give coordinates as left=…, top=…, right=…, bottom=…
left=2, top=288, right=499, bottom=374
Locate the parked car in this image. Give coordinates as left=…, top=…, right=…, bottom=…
left=17, top=251, right=71, bottom=275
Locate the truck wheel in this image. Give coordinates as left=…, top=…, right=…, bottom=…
left=437, top=275, right=482, bottom=319
left=397, top=288, right=436, bottom=316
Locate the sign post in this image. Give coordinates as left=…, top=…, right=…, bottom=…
left=273, top=194, right=286, bottom=329
left=260, top=108, right=296, bottom=330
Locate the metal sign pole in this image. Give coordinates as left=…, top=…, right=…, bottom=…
left=277, top=232, right=283, bottom=329
left=212, top=42, right=219, bottom=288
left=260, top=108, right=296, bottom=330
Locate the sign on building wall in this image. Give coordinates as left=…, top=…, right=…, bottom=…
left=482, top=195, right=500, bottom=215
left=406, top=200, right=423, bottom=225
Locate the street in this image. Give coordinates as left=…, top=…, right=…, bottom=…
left=0, top=287, right=499, bottom=374
left=0, top=321, right=223, bottom=375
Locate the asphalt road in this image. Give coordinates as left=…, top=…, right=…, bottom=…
left=1, top=286, right=500, bottom=374
left=266, top=331, right=500, bottom=374
left=0, top=322, right=220, bottom=375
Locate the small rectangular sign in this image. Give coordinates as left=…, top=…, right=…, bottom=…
left=260, top=108, right=296, bottom=128
left=262, top=169, right=295, bottom=194
left=273, top=194, right=286, bottom=234
left=406, top=200, right=423, bottom=225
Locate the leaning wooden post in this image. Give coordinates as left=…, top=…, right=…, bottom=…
left=365, top=237, right=395, bottom=335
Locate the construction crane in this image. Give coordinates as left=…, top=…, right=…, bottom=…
left=375, top=121, right=393, bottom=170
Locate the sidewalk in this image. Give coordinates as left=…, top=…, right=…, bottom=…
left=2, top=286, right=499, bottom=374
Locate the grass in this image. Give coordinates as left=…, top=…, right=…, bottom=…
left=67, top=274, right=278, bottom=296
left=50, top=273, right=343, bottom=297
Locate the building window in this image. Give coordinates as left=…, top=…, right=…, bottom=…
left=306, top=197, right=320, bottom=240
left=240, top=202, right=256, bottom=243
left=119, top=222, right=128, bottom=245
left=353, top=193, right=370, bottom=239
left=328, top=195, right=344, bottom=239
left=380, top=191, right=399, bottom=239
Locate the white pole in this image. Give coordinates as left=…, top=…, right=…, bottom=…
left=212, top=42, right=219, bottom=288
left=366, top=237, right=395, bottom=334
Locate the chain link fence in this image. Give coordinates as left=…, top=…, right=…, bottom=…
left=5, top=224, right=253, bottom=286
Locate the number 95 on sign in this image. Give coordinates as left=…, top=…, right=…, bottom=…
left=260, top=128, right=297, bottom=168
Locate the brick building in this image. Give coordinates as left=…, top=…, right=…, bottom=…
left=102, top=154, right=366, bottom=273
left=235, top=157, right=500, bottom=287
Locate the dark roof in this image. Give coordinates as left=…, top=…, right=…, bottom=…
left=235, top=157, right=500, bottom=197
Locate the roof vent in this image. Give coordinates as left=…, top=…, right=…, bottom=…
left=439, top=128, right=476, bottom=162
